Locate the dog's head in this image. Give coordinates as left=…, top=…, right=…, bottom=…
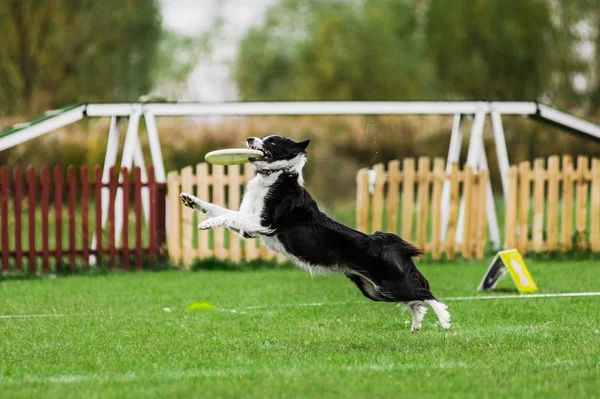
left=246, top=135, right=310, bottom=173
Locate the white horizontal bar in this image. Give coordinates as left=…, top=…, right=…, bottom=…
left=85, top=101, right=543, bottom=117
left=537, top=104, right=600, bottom=140
left=489, top=102, right=537, bottom=114
left=142, top=101, right=490, bottom=116
left=0, top=106, right=86, bottom=151
left=85, top=104, right=140, bottom=117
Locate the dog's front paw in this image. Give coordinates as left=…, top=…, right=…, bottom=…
left=180, top=192, right=209, bottom=214
left=180, top=192, right=198, bottom=209
left=198, top=219, right=221, bottom=230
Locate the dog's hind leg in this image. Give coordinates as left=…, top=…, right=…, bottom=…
left=425, top=300, right=451, bottom=330
left=406, top=301, right=428, bottom=334
left=180, top=193, right=230, bottom=217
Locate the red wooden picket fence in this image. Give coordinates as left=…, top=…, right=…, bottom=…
left=0, top=165, right=166, bottom=274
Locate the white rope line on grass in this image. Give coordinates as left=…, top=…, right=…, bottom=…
left=444, top=292, right=600, bottom=301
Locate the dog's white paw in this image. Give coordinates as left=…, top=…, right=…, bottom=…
left=198, top=219, right=220, bottom=230
left=180, top=192, right=199, bottom=209
left=438, top=311, right=451, bottom=330
left=180, top=193, right=209, bottom=214
left=439, top=317, right=451, bottom=330
left=411, top=324, right=421, bottom=334
left=426, top=300, right=451, bottom=330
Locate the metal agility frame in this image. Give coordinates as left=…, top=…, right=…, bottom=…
left=2, top=101, right=600, bottom=251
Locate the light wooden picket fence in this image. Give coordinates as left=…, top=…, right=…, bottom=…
left=505, top=155, right=600, bottom=253
left=356, top=157, right=488, bottom=260
left=167, top=163, right=284, bottom=268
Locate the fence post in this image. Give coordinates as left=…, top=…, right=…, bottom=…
left=546, top=156, right=560, bottom=251
left=431, top=159, right=444, bottom=260
left=40, top=166, right=51, bottom=273
left=575, top=156, right=589, bottom=247
left=0, top=166, right=9, bottom=272
left=445, top=164, right=459, bottom=260
left=156, top=183, right=167, bottom=255
left=401, top=159, right=415, bottom=241
left=121, top=167, right=130, bottom=270
left=591, top=158, right=600, bottom=252
left=371, top=164, right=386, bottom=232
left=416, top=158, right=430, bottom=251
left=386, top=160, right=400, bottom=234
left=94, top=166, right=103, bottom=266
left=533, top=159, right=545, bottom=252
left=475, top=171, right=488, bottom=259
left=504, top=166, right=518, bottom=249
left=518, top=161, right=531, bottom=253
left=195, top=163, right=211, bottom=260
left=356, top=168, right=370, bottom=233
left=167, top=170, right=181, bottom=265
left=213, top=165, right=226, bottom=259
left=54, top=166, right=63, bottom=271
left=67, top=166, right=77, bottom=270
left=13, top=167, right=23, bottom=272
left=148, top=165, right=158, bottom=262
left=27, top=166, right=37, bottom=273
left=134, top=167, right=144, bottom=270
left=181, top=166, right=194, bottom=266
left=462, top=166, right=473, bottom=259
left=108, top=166, right=117, bottom=268
left=562, top=156, right=573, bottom=250
left=229, top=165, right=242, bottom=263
left=81, top=166, right=90, bottom=269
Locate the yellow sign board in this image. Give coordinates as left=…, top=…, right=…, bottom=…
left=478, top=249, right=538, bottom=294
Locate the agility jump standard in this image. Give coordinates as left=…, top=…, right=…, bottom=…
left=2, top=101, right=599, bottom=251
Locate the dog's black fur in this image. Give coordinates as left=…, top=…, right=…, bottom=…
left=249, top=136, right=437, bottom=304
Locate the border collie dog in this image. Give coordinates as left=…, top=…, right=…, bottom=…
left=180, top=136, right=450, bottom=333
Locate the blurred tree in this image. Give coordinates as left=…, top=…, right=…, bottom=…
left=573, top=0, right=600, bottom=116
left=0, top=0, right=161, bottom=116
left=236, top=0, right=597, bottom=112
left=235, top=0, right=438, bottom=101
left=424, top=0, right=577, bottom=101
left=149, top=29, right=210, bottom=100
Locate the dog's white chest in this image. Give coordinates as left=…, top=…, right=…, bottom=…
left=239, top=173, right=279, bottom=216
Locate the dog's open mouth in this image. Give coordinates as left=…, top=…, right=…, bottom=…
left=247, top=144, right=269, bottom=162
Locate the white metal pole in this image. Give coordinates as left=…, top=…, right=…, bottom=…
left=456, top=109, right=486, bottom=243
left=143, top=111, right=167, bottom=183
left=477, top=142, right=501, bottom=250
left=133, top=137, right=150, bottom=222
left=90, top=116, right=120, bottom=263
left=490, top=110, right=510, bottom=199
left=143, top=111, right=168, bottom=233
left=113, top=108, right=141, bottom=246
left=441, top=114, right=463, bottom=242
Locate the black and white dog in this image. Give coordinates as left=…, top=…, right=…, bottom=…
left=180, top=136, right=450, bottom=333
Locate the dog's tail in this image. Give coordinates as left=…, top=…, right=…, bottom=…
left=371, top=231, right=423, bottom=258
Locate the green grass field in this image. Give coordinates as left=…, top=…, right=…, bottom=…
left=1, top=259, right=599, bottom=398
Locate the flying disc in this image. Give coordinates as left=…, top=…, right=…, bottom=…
left=204, top=148, right=263, bottom=165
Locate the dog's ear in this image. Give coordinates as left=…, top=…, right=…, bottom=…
left=297, top=139, right=310, bottom=150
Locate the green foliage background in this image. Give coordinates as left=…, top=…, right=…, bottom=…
left=0, top=0, right=162, bottom=114
left=236, top=0, right=600, bottom=114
